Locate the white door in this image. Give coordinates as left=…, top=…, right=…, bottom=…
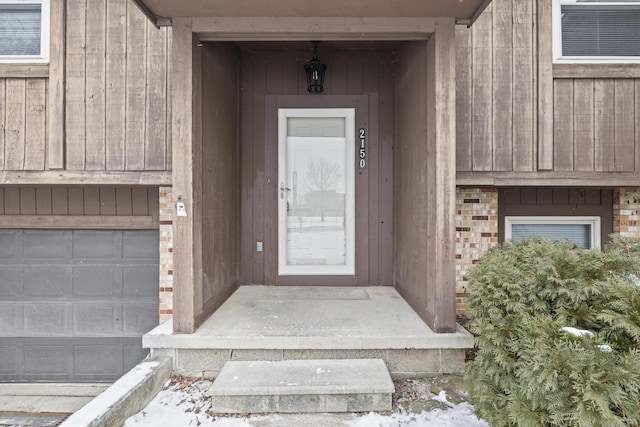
left=278, top=109, right=355, bottom=275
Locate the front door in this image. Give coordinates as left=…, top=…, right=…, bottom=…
left=277, top=109, right=355, bottom=276
left=259, top=94, right=372, bottom=286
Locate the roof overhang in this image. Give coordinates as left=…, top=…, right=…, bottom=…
left=133, top=0, right=493, bottom=28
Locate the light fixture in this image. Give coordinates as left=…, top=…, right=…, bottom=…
left=304, top=41, right=326, bottom=94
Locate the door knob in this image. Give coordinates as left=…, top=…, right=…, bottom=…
left=280, top=183, right=291, bottom=199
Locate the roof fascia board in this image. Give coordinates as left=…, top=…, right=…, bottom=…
left=192, top=17, right=436, bottom=41
left=132, top=0, right=493, bottom=28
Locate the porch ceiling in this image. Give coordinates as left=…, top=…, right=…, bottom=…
left=134, top=0, right=491, bottom=24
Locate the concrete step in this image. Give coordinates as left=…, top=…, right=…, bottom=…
left=209, top=358, right=394, bottom=414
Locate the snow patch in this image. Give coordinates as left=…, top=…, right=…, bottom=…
left=345, top=405, right=489, bottom=427
left=124, top=376, right=490, bottom=427
left=561, top=327, right=593, bottom=337
left=561, top=327, right=613, bottom=352
left=622, top=273, right=640, bottom=288
left=432, top=390, right=455, bottom=408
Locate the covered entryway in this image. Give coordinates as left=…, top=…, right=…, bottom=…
left=135, top=0, right=491, bottom=338
left=0, top=187, right=160, bottom=382
left=169, top=31, right=459, bottom=334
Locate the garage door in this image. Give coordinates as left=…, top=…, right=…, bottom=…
left=0, top=229, right=159, bottom=382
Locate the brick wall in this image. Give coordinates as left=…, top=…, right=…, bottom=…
left=159, top=186, right=174, bottom=322
left=614, top=188, right=640, bottom=238
left=455, top=187, right=640, bottom=316
left=455, top=188, right=499, bottom=314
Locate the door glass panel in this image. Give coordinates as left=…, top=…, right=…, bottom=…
left=287, top=117, right=345, bottom=137
left=278, top=110, right=355, bottom=276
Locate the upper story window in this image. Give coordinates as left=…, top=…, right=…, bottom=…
left=553, top=0, right=640, bottom=63
left=0, top=0, right=49, bottom=63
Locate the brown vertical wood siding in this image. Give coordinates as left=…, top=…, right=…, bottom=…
left=553, top=79, right=640, bottom=173
left=395, top=41, right=432, bottom=314
left=197, top=42, right=241, bottom=324
left=394, top=28, right=457, bottom=332
left=0, top=79, right=48, bottom=171
left=171, top=38, right=241, bottom=332
left=456, top=0, right=538, bottom=173
left=0, top=186, right=159, bottom=228
left=65, top=0, right=172, bottom=172
left=3, top=0, right=636, bottom=181
left=456, top=0, right=640, bottom=177
left=1, top=0, right=172, bottom=173
left=2, top=0, right=637, bottom=180
left=239, top=45, right=395, bottom=286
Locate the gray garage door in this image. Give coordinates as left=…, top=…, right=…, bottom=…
left=0, top=229, right=159, bottom=382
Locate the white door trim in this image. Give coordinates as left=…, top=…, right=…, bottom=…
left=277, top=108, right=356, bottom=276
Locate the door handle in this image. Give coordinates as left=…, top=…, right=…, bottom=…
left=280, top=183, right=291, bottom=199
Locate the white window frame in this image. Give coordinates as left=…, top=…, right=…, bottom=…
left=505, top=216, right=601, bottom=250
left=0, top=0, right=50, bottom=63
left=553, top=0, right=640, bottom=64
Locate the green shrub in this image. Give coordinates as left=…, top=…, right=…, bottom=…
left=464, top=236, right=640, bottom=427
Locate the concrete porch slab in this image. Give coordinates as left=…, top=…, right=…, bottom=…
left=144, top=286, right=474, bottom=378
left=145, top=286, right=472, bottom=350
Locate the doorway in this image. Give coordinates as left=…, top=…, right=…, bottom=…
left=238, top=43, right=395, bottom=287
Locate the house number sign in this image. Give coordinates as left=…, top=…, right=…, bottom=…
left=359, top=128, right=366, bottom=169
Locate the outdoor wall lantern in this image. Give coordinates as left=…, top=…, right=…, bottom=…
left=304, top=42, right=327, bottom=94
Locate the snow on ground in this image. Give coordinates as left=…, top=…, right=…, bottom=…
left=124, top=376, right=489, bottom=427
left=345, top=406, right=487, bottom=427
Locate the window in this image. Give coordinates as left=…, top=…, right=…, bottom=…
left=499, top=188, right=612, bottom=248
left=0, top=0, right=49, bottom=63
left=553, top=0, right=640, bottom=63
left=505, top=216, right=601, bottom=249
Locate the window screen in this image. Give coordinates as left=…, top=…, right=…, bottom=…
left=559, top=2, right=640, bottom=58
left=511, top=223, right=592, bottom=249
left=0, top=5, right=42, bottom=56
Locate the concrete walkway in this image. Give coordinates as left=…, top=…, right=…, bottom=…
left=0, top=383, right=108, bottom=427
left=0, top=383, right=109, bottom=414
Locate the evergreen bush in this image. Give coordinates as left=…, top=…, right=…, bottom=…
left=464, top=236, right=640, bottom=427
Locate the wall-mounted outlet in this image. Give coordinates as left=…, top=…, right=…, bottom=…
left=256, top=241, right=263, bottom=252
